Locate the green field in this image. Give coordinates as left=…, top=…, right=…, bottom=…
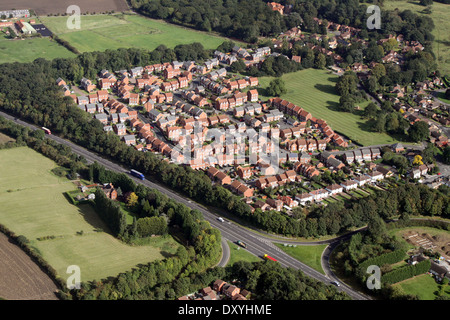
left=259, top=69, right=401, bottom=146
left=0, top=37, right=76, bottom=64
left=226, top=241, right=260, bottom=266
left=393, top=274, right=450, bottom=300
left=39, top=13, right=236, bottom=53
left=0, top=146, right=180, bottom=282
left=275, top=243, right=327, bottom=274
left=383, top=0, right=450, bottom=76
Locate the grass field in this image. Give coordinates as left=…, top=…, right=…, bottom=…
left=259, top=69, right=401, bottom=146
left=226, top=241, right=260, bottom=266
left=383, top=0, right=450, bottom=76
left=0, top=36, right=76, bottom=64
left=0, top=146, right=180, bottom=282
left=275, top=243, right=327, bottom=274
left=39, top=13, right=236, bottom=53
left=393, top=274, right=450, bottom=300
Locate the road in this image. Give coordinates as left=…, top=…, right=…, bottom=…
left=0, top=110, right=370, bottom=300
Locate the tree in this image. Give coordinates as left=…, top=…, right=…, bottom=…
left=419, top=0, right=433, bottom=5
left=443, top=146, right=450, bottom=165
left=127, top=192, right=139, bottom=208
left=230, top=60, right=246, bottom=73
left=336, top=72, right=358, bottom=96
left=371, top=64, right=386, bottom=80
left=314, top=53, right=326, bottom=69
left=412, top=155, right=424, bottom=166
left=445, top=88, right=450, bottom=100
left=373, top=113, right=386, bottom=133
left=408, top=121, right=429, bottom=142
left=422, top=143, right=438, bottom=163
left=363, top=102, right=378, bottom=119
left=267, top=78, right=287, bottom=97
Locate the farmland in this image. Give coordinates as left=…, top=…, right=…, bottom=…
left=0, top=232, right=59, bottom=300
left=383, top=0, right=450, bottom=76
left=0, top=0, right=129, bottom=16
left=259, top=69, right=401, bottom=146
left=39, top=13, right=235, bottom=53
left=0, top=146, right=180, bottom=282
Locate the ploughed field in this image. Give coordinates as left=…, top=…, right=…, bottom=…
left=0, top=232, right=59, bottom=300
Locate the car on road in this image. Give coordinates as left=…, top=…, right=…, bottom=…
left=217, top=217, right=224, bottom=222
left=331, top=281, right=340, bottom=287
left=236, top=240, right=247, bottom=248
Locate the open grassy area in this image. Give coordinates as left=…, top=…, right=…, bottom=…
left=0, top=146, right=180, bottom=282
left=383, top=0, right=450, bottom=76
left=275, top=243, right=327, bottom=274
left=259, top=69, right=401, bottom=146
left=39, top=13, right=236, bottom=53
left=226, top=241, right=261, bottom=266
left=0, top=36, right=76, bottom=64
left=393, top=274, right=450, bottom=300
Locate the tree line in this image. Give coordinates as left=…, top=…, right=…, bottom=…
left=130, top=0, right=301, bottom=43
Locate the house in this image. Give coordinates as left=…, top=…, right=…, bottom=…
left=97, top=90, right=108, bottom=102
left=266, top=198, right=283, bottom=211
left=80, top=77, right=95, bottom=92
left=247, top=89, right=258, bottom=102
left=409, top=168, right=421, bottom=179
left=265, top=176, right=279, bottom=188
left=367, top=170, right=383, bottom=182
left=391, top=142, right=404, bottom=153
left=254, top=200, right=270, bottom=211
left=215, top=171, right=232, bottom=185
left=370, top=147, right=381, bottom=159
left=267, top=1, right=284, bottom=14
left=343, top=151, right=355, bottom=164
left=353, top=175, right=370, bottom=186
left=101, top=183, right=117, bottom=200
left=327, top=157, right=345, bottom=170
left=255, top=177, right=268, bottom=189
left=94, top=113, right=108, bottom=124
left=295, top=193, right=313, bottom=205
left=237, top=184, right=254, bottom=197
left=340, top=180, right=358, bottom=191
left=237, top=166, right=252, bottom=180
left=376, top=166, right=393, bottom=178
left=361, top=149, right=372, bottom=161
left=213, top=279, right=227, bottom=293
left=129, top=93, right=139, bottom=106
left=326, top=184, right=343, bottom=195
left=310, top=189, right=329, bottom=201
left=114, top=123, right=126, bottom=136
left=223, top=284, right=240, bottom=298
left=77, top=96, right=89, bottom=105
left=122, top=135, right=136, bottom=146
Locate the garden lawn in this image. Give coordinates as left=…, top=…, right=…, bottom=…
left=39, top=13, right=237, bottom=53
left=0, top=37, right=76, bottom=64
left=275, top=243, right=327, bottom=274
left=393, top=274, right=450, bottom=300
left=259, top=69, right=401, bottom=146
left=0, top=146, right=179, bottom=282
left=226, top=241, right=260, bottom=266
